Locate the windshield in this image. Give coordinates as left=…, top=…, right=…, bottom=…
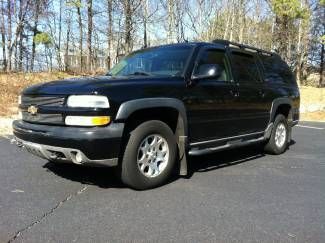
left=108, top=46, right=193, bottom=77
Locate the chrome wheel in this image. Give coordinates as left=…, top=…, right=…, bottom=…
left=275, top=123, right=287, bottom=148
left=137, top=134, right=169, bottom=178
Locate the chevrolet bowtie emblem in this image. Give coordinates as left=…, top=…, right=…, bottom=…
left=27, top=105, right=38, bottom=115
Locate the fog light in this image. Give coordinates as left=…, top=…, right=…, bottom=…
left=65, top=116, right=111, bottom=126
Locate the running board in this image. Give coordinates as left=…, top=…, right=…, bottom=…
left=189, top=137, right=265, bottom=156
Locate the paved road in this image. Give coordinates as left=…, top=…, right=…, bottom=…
left=0, top=122, right=324, bottom=243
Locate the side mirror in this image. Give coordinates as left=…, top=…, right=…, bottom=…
left=192, top=64, right=221, bottom=80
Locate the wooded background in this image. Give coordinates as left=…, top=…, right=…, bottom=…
left=0, top=0, right=324, bottom=86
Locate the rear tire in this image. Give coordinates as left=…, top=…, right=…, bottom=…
left=264, top=114, right=290, bottom=155
left=121, top=120, right=177, bottom=190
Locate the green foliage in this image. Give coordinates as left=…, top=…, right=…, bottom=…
left=34, top=32, right=52, bottom=46
left=321, top=35, right=325, bottom=44
left=271, top=0, right=308, bottom=19
left=320, top=0, right=325, bottom=6
left=66, top=0, right=82, bottom=8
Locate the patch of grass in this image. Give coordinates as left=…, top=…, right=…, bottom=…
left=300, top=111, right=325, bottom=122
left=299, top=86, right=325, bottom=106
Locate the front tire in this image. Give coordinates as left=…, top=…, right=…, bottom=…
left=121, top=120, right=177, bottom=190
left=264, top=114, right=290, bottom=154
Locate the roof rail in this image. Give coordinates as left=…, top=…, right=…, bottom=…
left=212, top=39, right=274, bottom=56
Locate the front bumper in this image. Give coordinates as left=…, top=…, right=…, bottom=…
left=12, top=120, right=124, bottom=166
left=13, top=137, right=118, bottom=166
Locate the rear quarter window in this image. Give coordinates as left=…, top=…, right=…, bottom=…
left=259, top=55, right=295, bottom=85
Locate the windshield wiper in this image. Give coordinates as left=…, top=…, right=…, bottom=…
left=127, top=71, right=152, bottom=76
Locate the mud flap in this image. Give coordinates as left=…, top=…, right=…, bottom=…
left=178, top=136, right=188, bottom=176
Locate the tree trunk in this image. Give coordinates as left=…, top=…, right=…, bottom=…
left=238, top=2, right=245, bottom=43
left=76, top=4, right=83, bottom=72
left=275, top=15, right=290, bottom=62
left=167, top=0, right=174, bottom=43
left=106, top=0, right=113, bottom=69
left=56, top=0, right=63, bottom=70
left=229, top=3, right=235, bottom=42
left=18, top=0, right=24, bottom=71
left=7, top=0, right=12, bottom=72
left=18, top=32, right=23, bottom=71
left=124, top=0, right=132, bottom=54
left=30, top=1, right=40, bottom=72
left=223, top=1, right=231, bottom=40
left=320, top=42, right=324, bottom=87
left=143, top=0, right=148, bottom=48
left=65, top=15, right=71, bottom=72
left=87, top=0, right=93, bottom=72
left=0, top=0, right=7, bottom=71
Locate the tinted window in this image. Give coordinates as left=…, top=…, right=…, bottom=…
left=231, top=52, right=260, bottom=83
left=193, top=49, right=229, bottom=81
left=108, top=46, right=192, bottom=77
left=259, top=55, right=294, bottom=84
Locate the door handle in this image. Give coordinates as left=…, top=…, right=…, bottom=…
left=259, top=90, right=265, bottom=98
left=230, top=90, right=239, bottom=97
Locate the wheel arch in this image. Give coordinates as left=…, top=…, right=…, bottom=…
left=270, top=98, right=293, bottom=123
left=265, top=98, right=293, bottom=141
left=115, top=98, right=189, bottom=175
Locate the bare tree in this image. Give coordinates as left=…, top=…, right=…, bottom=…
left=87, top=0, right=93, bottom=71
left=65, top=2, right=72, bottom=72
left=143, top=0, right=148, bottom=48
left=167, top=0, right=175, bottom=43
left=71, top=0, right=84, bottom=71
left=106, top=0, right=113, bottom=68
left=6, top=0, right=12, bottom=72
left=30, top=0, right=41, bottom=71
left=123, top=0, right=132, bottom=54
left=0, top=0, right=7, bottom=71
left=0, top=0, right=320, bottom=87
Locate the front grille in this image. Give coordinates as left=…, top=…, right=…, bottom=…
left=21, top=96, right=65, bottom=107
left=22, top=112, right=64, bottom=125
left=21, top=95, right=65, bottom=125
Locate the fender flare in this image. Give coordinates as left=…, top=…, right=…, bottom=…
left=116, top=98, right=188, bottom=137
left=269, top=98, right=293, bottom=123
left=115, top=98, right=189, bottom=176
left=264, top=98, right=293, bottom=140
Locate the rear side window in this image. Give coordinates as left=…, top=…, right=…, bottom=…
left=230, top=52, right=261, bottom=83
left=259, top=55, right=295, bottom=84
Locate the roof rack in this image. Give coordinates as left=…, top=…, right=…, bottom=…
left=212, top=39, right=274, bottom=56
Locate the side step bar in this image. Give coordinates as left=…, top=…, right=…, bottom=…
left=189, top=137, right=265, bottom=156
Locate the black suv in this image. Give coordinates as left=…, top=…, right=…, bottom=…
left=13, top=40, right=300, bottom=190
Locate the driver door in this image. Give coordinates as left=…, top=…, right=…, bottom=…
left=184, top=47, right=239, bottom=143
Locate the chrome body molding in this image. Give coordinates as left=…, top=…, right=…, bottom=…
left=188, top=124, right=275, bottom=156
left=190, top=131, right=265, bottom=146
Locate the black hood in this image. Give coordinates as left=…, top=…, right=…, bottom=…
left=22, top=75, right=174, bottom=95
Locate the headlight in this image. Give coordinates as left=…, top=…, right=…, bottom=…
left=67, top=95, right=110, bottom=108
left=18, top=95, right=21, bottom=105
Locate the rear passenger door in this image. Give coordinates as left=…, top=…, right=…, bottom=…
left=229, top=51, right=269, bottom=134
